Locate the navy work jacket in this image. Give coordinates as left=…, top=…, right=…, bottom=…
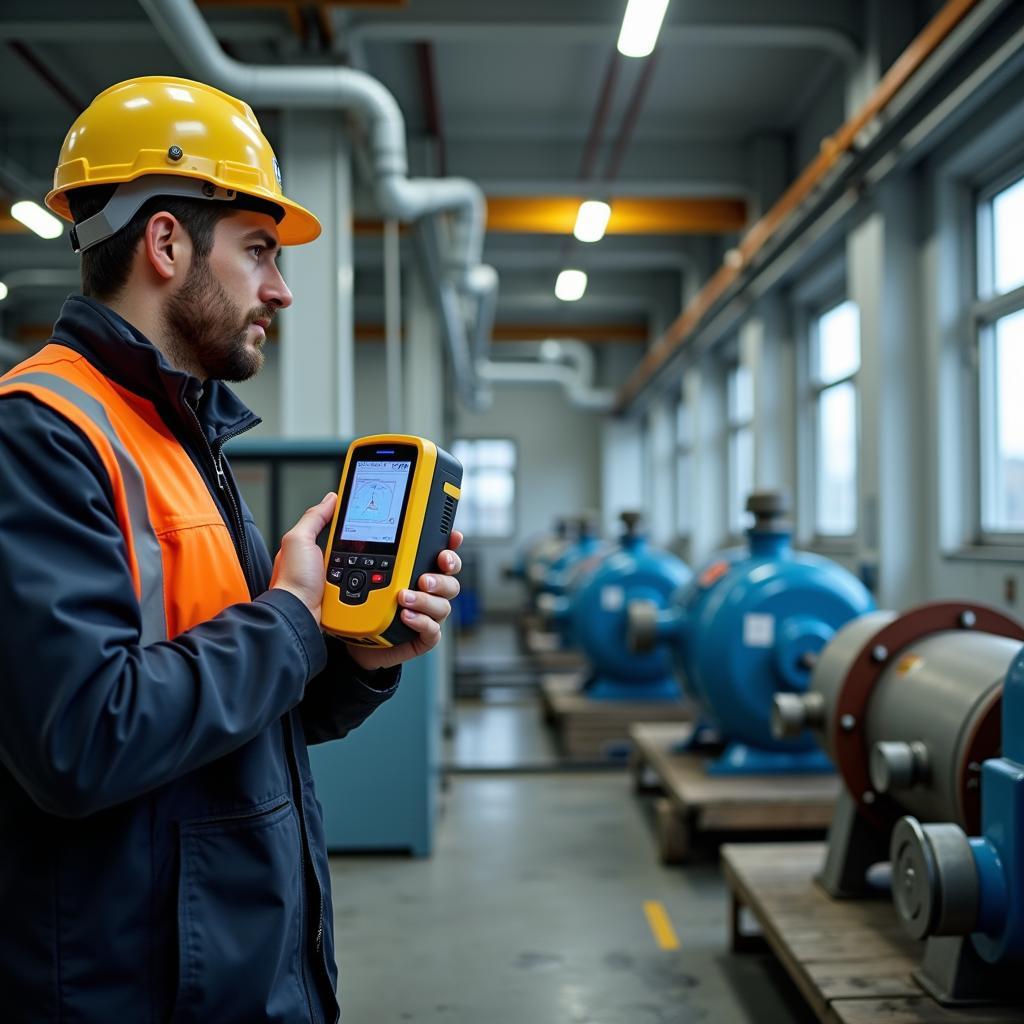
left=0, top=296, right=400, bottom=1023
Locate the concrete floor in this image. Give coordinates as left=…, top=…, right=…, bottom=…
left=447, top=688, right=560, bottom=770
left=448, top=619, right=560, bottom=771
left=328, top=771, right=816, bottom=1023
left=326, top=621, right=815, bottom=1022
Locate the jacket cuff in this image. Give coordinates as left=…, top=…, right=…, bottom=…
left=256, top=589, right=329, bottom=680
left=327, top=636, right=401, bottom=700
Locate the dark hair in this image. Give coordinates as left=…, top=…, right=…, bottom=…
left=66, top=184, right=283, bottom=301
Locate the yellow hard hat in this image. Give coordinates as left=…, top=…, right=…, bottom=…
left=46, top=76, right=321, bottom=251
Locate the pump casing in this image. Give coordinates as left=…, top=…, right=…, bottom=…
left=883, top=625, right=1024, bottom=1005
left=570, top=530, right=692, bottom=700
left=631, top=493, right=875, bottom=773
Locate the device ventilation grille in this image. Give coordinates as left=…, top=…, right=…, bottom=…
left=440, top=495, right=457, bottom=535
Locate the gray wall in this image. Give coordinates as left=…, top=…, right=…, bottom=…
left=455, top=382, right=604, bottom=614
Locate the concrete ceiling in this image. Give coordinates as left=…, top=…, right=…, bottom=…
left=0, top=0, right=931, bottom=347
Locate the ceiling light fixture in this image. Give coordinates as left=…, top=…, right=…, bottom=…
left=0, top=282, right=8, bottom=302
left=573, top=200, right=612, bottom=243
left=10, top=201, right=63, bottom=241
left=555, top=269, right=588, bottom=302
left=617, top=0, right=670, bottom=59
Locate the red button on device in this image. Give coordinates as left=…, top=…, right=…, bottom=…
left=371, top=573, right=385, bottom=584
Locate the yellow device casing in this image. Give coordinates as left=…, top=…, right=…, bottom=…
left=321, top=435, right=462, bottom=646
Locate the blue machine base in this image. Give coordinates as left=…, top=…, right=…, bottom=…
left=704, top=742, right=834, bottom=776
left=583, top=675, right=681, bottom=702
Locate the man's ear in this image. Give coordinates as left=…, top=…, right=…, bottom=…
left=142, top=211, right=191, bottom=282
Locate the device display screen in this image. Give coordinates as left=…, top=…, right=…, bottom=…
left=339, top=459, right=411, bottom=545
left=333, top=443, right=419, bottom=555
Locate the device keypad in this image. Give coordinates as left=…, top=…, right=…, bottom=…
left=328, top=555, right=393, bottom=605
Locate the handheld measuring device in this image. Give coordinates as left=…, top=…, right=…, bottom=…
left=321, top=435, right=462, bottom=646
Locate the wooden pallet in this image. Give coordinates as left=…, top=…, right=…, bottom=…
left=722, top=842, right=1022, bottom=1023
left=630, top=722, right=839, bottom=863
left=539, top=674, right=691, bottom=763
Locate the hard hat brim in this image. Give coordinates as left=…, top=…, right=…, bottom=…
left=273, top=194, right=322, bottom=246
left=47, top=176, right=322, bottom=248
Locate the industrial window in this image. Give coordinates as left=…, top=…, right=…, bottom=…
left=811, top=299, right=860, bottom=537
left=727, top=363, right=754, bottom=535
left=641, top=412, right=656, bottom=518
left=451, top=438, right=516, bottom=539
left=675, top=395, right=693, bottom=537
left=977, top=172, right=1024, bottom=537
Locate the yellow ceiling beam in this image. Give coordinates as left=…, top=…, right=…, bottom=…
left=485, top=196, right=748, bottom=236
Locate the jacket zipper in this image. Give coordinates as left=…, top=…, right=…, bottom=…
left=184, top=401, right=256, bottom=595
left=185, top=400, right=330, bottom=1021
left=211, top=431, right=254, bottom=592
left=283, top=722, right=329, bottom=1024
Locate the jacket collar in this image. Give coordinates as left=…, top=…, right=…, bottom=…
left=50, top=295, right=261, bottom=447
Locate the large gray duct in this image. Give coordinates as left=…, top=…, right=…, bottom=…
left=138, top=0, right=498, bottom=405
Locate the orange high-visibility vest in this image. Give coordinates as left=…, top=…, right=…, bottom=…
left=0, top=343, right=251, bottom=643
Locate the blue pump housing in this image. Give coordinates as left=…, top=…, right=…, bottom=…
left=963, top=649, right=1024, bottom=965
left=537, top=519, right=607, bottom=646
left=540, top=528, right=604, bottom=599
left=570, top=529, right=693, bottom=700
left=649, top=500, right=875, bottom=773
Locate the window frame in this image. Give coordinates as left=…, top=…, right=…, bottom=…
left=450, top=436, right=518, bottom=541
left=974, top=164, right=1024, bottom=546
left=674, top=388, right=693, bottom=541
left=808, top=295, right=860, bottom=542
left=725, top=359, right=754, bottom=538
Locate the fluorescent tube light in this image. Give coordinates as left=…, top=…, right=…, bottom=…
left=573, top=200, right=612, bottom=243
left=617, top=0, right=670, bottom=58
left=555, top=269, right=588, bottom=302
left=11, top=201, right=63, bottom=240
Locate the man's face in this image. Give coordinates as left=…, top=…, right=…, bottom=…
left=162, top=210, right=292, bottom=382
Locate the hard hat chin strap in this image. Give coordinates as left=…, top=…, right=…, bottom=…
left=69, top=174, right=237, bottom=254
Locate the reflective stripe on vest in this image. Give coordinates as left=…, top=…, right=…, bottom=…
left=0, top=371, right=169, bottom=646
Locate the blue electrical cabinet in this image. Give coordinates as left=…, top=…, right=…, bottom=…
left=225, top=439, right=442, bottom=857
left=307, top=650, right=440, bottom=857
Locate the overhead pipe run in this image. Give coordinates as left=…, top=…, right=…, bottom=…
left=138, top=0, right=498, bottom=408
left=476, top=340, right=616, bottom=413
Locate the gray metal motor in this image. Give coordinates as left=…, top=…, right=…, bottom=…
left=771, top=602, right=1022, bottom=897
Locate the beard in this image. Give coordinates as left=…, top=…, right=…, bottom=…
left=161, top=256, right=273, bottom=382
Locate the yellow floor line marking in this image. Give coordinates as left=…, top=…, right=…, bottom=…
left=644, top=900, right=681, bottom=951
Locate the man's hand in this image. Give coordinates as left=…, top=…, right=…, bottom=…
left=346, top=530, right=464, bottom=672
left=270, top=492, right=338, bottom=623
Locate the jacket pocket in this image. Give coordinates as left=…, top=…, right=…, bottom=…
left=172, top=798, right=309, bottom=1023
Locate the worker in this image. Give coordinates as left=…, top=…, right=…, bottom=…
left=0, top=76, right=461, bottom=1023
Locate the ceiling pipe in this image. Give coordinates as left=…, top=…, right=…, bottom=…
left=578, top=48, right=622, bottom=182
left=602, top=51, right=661, bottom=184
left=416, top=41, right=447, bottom=177
left=477, top=340, right=615, bottom=412
left=137, top=0, right=498, bottom=406
left=414, top=216, right=482, bottom=412
left=8, top=41, right=86, bottom=114
left=345, top=22, right=860, bottom=68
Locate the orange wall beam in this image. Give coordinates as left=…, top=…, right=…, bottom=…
left=615, top=0, right=983, bottom=412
